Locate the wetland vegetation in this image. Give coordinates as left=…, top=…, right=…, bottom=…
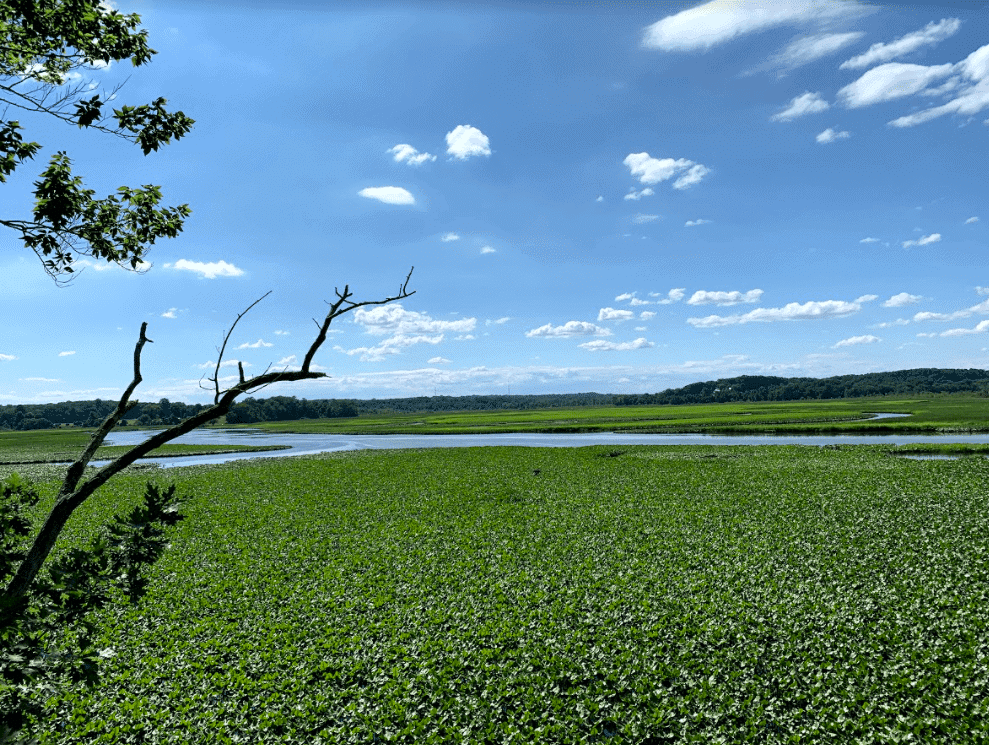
left=7, top=441, right=986, bottom=742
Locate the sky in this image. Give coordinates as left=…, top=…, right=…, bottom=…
left=2, top=0, right=988, bottom=404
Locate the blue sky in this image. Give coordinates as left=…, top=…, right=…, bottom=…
left=2, top=0, right=988, bottom=404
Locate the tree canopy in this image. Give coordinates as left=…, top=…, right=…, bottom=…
left=0, top=0, right=193, bottom=282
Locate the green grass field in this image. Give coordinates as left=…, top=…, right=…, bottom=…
left=240, top=396, right=989, bottom=435
left=20, top=444, right=989, bottom=743
left=0, top=429, right=289, bottom=465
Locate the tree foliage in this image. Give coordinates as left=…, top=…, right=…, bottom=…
left=0, top=0, right=194, bottom=281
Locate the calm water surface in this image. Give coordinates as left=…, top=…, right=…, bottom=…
left=97, top=416, right=989, bottom=469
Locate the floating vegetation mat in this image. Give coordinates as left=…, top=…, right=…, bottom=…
left=35, top=445, right=989, bottom=743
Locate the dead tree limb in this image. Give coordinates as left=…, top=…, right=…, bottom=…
left=3, top=268, right=415, bottom=601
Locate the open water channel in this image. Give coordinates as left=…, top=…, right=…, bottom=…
left=96, top=414, right=989, bottom=468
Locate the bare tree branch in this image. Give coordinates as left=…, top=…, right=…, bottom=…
left=3, top=269, right=416, bottom=602
left=210, top=290, right=271, bottom=403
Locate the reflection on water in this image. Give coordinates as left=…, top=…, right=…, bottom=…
left=91, top=425, right=989, bottom=469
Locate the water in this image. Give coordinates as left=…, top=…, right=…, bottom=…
left=93, top=413, right=989, bottom=469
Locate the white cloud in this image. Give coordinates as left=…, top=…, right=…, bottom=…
left=771, top=31, right=864, bottom=71
left=653, top=288, right=686, bottom=305
left=965, top=217, right=979, bottom=224
left=838, top=62, right=955, bottom=108
left=596, top=196, right=604, bottom=202
left=480, top=246, right=497, bottom=254
left=624, top=187, right=655, bottom=200
left=639, top=311, right=656, bottom=320
left=834, top=334, right=880, bottom=348
left=860, top=237, right=880, bottom=243
left=194, top=360, right=250, bottom=370
left=598, top=307, right=635, bottom=322
left=236, top=338, right=273, bottom=349
left=388, top=144, right=436, bottom=166
left=914, top=299, right=989, bottom=322
left=641, top=0, right=865, bottom=53
left=816, top=127, right=850, bottom=143
left=883, top=292, right=922, bottom=307
left=688, top=299, right=861, bottom=328
left=455, top=334, right=475, bottom=341
left=274, top=330, right=290, bottom=335
left=441, top=232, right=460, bottom=242
left=336, top=333, right=444, bottom=362
left=941, top=320, right=989, bottom=337
left=358, top=186, right=415, bottom=205
left=0, top=353, right=16, bottom=362
left=902, top=233, right=941, bottom=248
left=427, top=357, right=451, bottom=364
left=615, top=292, right=635, bottom=302
left=840, top=18, right=962, bottom=70
left=276, top=355, right=298, bottom=367
left=20, top=377, right=58, bottom=382
left=685, top=218, right=711, bottom=227
left=353, top=304, right=476, bottom=337
left=688, top=289, right=763, bottom=306
left=855, top=294, right=879, bottom=303
left=629, top=298, right=650, bottom=307
left=875, top=319, right=909, bottom=328
left=771, top=91, right=829, bottom=121
left=161, top=308, right=178, bottom=319
left=486, top=317, right=511, bottom=326
left=916, top=332, right=937, bottom=338
left=58, top=351, right=76, bottom=357
left=886, top=44, right=989, bottom=128
left=632, top=214, right=659, bottom=224
left=977, top=286, right=989, bottom=296
left=579, top=338, right=654, bottom=352
left=165, top=259, right=244, bottom=279
left=445, top=125, right=491, bottom=159
left=525, top=321, right=612, bottom=338
left=624, top=152, right=710, bottom=189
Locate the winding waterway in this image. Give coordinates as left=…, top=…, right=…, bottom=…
left=96, top=413, right=989, bottom=469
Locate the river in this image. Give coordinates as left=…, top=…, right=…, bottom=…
left=96, top=414, right=989, bottom=469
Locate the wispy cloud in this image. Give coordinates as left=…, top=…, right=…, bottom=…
left=839, top=61, right=956, bottom=108
left=579, top=338, right=654, bottom=352
left=860, top=237, right=880, bottom=243
left=526, top=321, right=611, bottom=338
left=446, top=125, right=491, bottom=159
left=883, top=292, right=922, bottom=307
left=441, top=232, right=460, bottom=242
left=886, top=43, right=989, bottom=128
left=624, top=152, right=710, bottom=189
left=770, top=31, right=864, bottom=72
left=486, top=317, right=511, bottom=326
left=161, top=308, right=178, bottom=319
left=388, top=143, right=436, bottom=165
left=598, top=307, right=635, bottom=322
left=0, top=353, right=17, bottom=362
left=914, top=298, right=989, bottom=322
left=640, top=1, right=866, bottom=53
left=688, top=289, right=763, bottom=306
left=651, top=288, right=686, bottom=305
left=816, top=127, right=850, bottom=143
left=236, top=339, right=273, bottom=349
left=771, top=91, right=829, bottom=121
left=632, top=214, right=660, bottom=224
left=354, top=304, right=476, bottom=337
left=834, top=335, right=880, bottom=348
left=427, top=357, right=451, bottom=364
left=941, top=319, right=989, bottom=337
left=164, top=259, right=244, bottom=279
left=684, top=218, right=711, bottom=227
left=875, top=319, right=910, bottom=328
left=358, top=186, right=415, bottom=205
left=624, top=187, right=654, bottom=200
left=688, top=299, right=861, bottom=328
left=855, top=294, right=879, bottom=303
left=902, top=233, right=941, bottom=248
left=840, top=18, right=961, bottom=70
left=19, top=377, right=58, bottom=382
left=966, top=216, right=979, bottom=224
left=58, top=350, right=76, bottom=357
left=480, top=246, right=497, bottom=254
left=274, top=330, right=290, bottom=335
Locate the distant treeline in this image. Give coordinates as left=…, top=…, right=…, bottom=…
left=614, top=369, right=989, bottom=406
left=5, top=370, right=989, bottom=430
